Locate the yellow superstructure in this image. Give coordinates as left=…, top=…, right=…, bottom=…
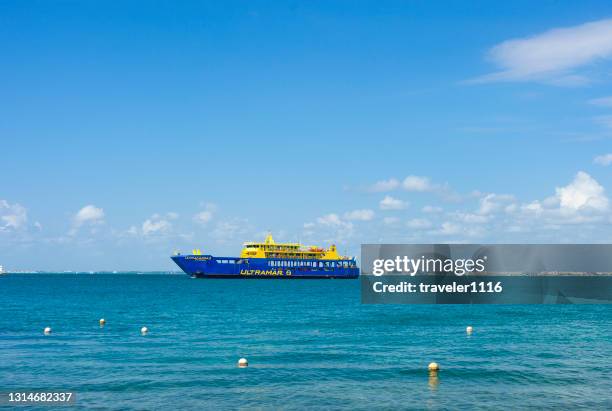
left=239, top=234, right=345, bottom=260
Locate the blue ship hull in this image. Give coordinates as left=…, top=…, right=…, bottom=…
left=171, top=255, right=359, bottom=279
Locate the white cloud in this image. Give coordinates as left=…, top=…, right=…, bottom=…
left=402, top=175, right=433, bottom=192
left=471, top=19, right=612, bottom=85
left=142, top=218, right=171, bottom=236
left=406, top=218, right=431, bottom=229
left=211, top=219, right=248, bottom=243
left=518, top=172, right=609, bottom=226
left=370, top=178, right=400, bottom=192
left=589, top=96, right=612, bottom=107
left=478, top=193, right=516, bottom=215
left=369, top=175, right=437, bottom=193
left=303, top=213, right=355, bottom=243
left=0, top=200, right=28, bottom=230
left=343, top=209, right=375, bottom=221
left=317, top=214, right=348, bottom=227
left=383, top=217, right=399, bottom=225
left=449, top=212, right=490, bottom=224
left=556, top=171, right=608, bottom=211
left=594, top=115, right=612, bottom=129
left=431, top=221, right=485, bottom=239
left=71, top=205, right=104, bottom=234
left=166, top=212, right=179, bottom=220
left=379, top=196, right=408, bottom=210
left=193, top=203, right=216, bottom=226
left=594, top=153, right=612, bottom=166
left=435, top=222, right=461, bottom=236
left=74, top=205, right=104, bottom=225
left=194, top=210, right=213, bottom=225
left=422, top=205, right=443, bottom=213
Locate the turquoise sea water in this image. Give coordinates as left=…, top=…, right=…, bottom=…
left=0, top=274, right=611, bottom=410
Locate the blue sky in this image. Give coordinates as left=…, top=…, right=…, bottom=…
left=2, top=1, right=612, bottom=271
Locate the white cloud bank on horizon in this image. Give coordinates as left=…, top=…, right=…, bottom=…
left=470, top=19, right=612, bottom=85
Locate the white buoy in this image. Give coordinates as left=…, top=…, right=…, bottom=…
left=44, top=327, right=52, bottom=335
left=466, top=326, right=473, bottom=334
left=141, top=326, right=148, bottom=335
left=428, top=362, right=440, bottom=372
left=238, top=358, right=248, bottom=368
left=99, top=318, right=106, bottom=326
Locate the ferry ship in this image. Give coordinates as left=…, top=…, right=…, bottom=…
left=171, top=234, right=359, bottom=279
